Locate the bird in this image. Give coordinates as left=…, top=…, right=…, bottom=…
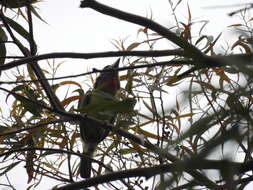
left=79, top=59, right=120, bottom=178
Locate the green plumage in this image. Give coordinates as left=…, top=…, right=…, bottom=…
left=79, top=59, right=120, bottom=178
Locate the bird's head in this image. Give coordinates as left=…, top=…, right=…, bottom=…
left=94, top=59, right=120, bottom=95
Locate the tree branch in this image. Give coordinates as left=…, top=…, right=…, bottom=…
left=0, top=49, right=184, bottom=71
left=0, top=10, right=64, bottom=112
left=54, top=159, right=251, bottom=190
left=0, top=147, right=111, bottom=173
left=0, top=119, right=71, bottom=137
left=0, top=59, right=194, bottom=84
left=0, top=86, right=218, bottom=188
left=80, top=0, right=204, bottom=61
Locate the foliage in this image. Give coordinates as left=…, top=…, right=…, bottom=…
left=0, top=1, right=253, bottom=190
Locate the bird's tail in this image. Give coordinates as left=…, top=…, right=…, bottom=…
left=80, top=155, right=92, bottom=178
left=80, top=143, right=96, bottom=178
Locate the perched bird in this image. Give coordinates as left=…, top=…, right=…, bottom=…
left=79, top=59, right=120, bottom=178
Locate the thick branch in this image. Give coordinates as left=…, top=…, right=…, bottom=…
left=55, top=159, right=249, bottom=190
left=80, top=0, right=204, bottom=61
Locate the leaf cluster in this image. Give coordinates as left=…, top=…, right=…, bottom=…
left=0, top=1, right=253, bottom=190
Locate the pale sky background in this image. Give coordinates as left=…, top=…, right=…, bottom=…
left=1, top=0, right=253, bottom=189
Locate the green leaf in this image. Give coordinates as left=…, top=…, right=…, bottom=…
left=174, top=110, right=228, bottom=144
left=14, top=94, right=42, bottom=116
left=125, top=72, right=133, bottom=94
left=7, top=85, right=43, bottom=116
left=142, top=100, right=156, bottom=115
left=30, top=6, right=47, bottom=23
left=6, top=84, right=24, bottom=102
left=79, top=97, right=136, bottom=114
left=119, top=148, right=138, bottom=155
left=166, top=76, right=182, bottom=86
left=0, top=125, right=8, bottom=133
left=0, top=27, right=8, bottom=41
left=176, top=116, right=214, bottom=143
left=4, top=16, right=37, bottom=53
left=4, top=16, right=30, bottom=41
left=116, top=120, right=135, bottom=129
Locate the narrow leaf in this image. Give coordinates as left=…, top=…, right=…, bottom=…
left=0, top=161, right=21, bottom=176
left=126, top=42, right=140, bottom=51
left=4, top=16, right=36, bottom=52
left=61, top=95, right=80, bottom=107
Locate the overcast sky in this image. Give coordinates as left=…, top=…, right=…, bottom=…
left=1, top=0, right=253, bottom=189
left=27, top=0, right=252, bottom=83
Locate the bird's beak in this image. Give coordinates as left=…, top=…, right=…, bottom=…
left=112, top=58, right=120, bottom=68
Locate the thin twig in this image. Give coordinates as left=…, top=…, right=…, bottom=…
left=0, top=86, right=218, bottom=188
left=0, top=59, right=194, bottom=84
left=55, top=159, right=249, bottom=190
left=0, top=119, right=72, bottom=137
left=0, top=147, right=112, bottom=172
left=0, top=10, right=64, bottom=112
left=0, top=49, right=185, bottom=71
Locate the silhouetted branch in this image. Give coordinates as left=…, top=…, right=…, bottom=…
left=55, top=159, right=253, bottom=190
left=0, top=119, right=70, bottom=137
left=0, top=86, right=218, bottom=188
left=0, top=10, right=64, bottom=112
left=0, top=49, right=184, bottom=71
left=0, top=147, right=111, bottom=172
left=80, top=0, right=204, bottom=61
left=0, top=59, right=194, bottom=84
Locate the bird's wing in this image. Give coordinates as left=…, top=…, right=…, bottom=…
left=79, top=90, right=92, bottom=108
